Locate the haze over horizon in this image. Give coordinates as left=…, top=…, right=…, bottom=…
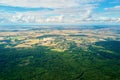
left=0, top=0, right=120, bottom=25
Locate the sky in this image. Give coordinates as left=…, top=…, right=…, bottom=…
left=0, top=0, right=120, bottom=25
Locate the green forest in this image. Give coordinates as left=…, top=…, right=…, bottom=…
left=0, top=41, right=120, bottom=80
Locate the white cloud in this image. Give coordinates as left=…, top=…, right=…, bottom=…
left=1, top=10, right=120, bottom=24
left=0, top=0, right=101, bottom=24
left=0, top=11, right=65, bottom=23
left=0, top=0, right=78, bottom=8
left=105, top=6, right=120, bottom=11
left=0, top=0, right=103, bottom=8
left=2, top=0, right=120, bottom=24
left=83, top=9, right=92, bottom=19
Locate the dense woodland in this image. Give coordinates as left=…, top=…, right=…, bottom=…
left=0, top=40, right=120, bottom=80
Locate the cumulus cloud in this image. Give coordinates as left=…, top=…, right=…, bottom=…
left=0, top=0, right=102, bottom=24
left=0, top=11, right=65, bottom=24
left=0, top=0, right=120, bottom=24
left=46, top=15, right=64, bottom=23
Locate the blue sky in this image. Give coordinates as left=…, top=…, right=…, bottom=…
left=0, top=0, right=120, bottom=25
